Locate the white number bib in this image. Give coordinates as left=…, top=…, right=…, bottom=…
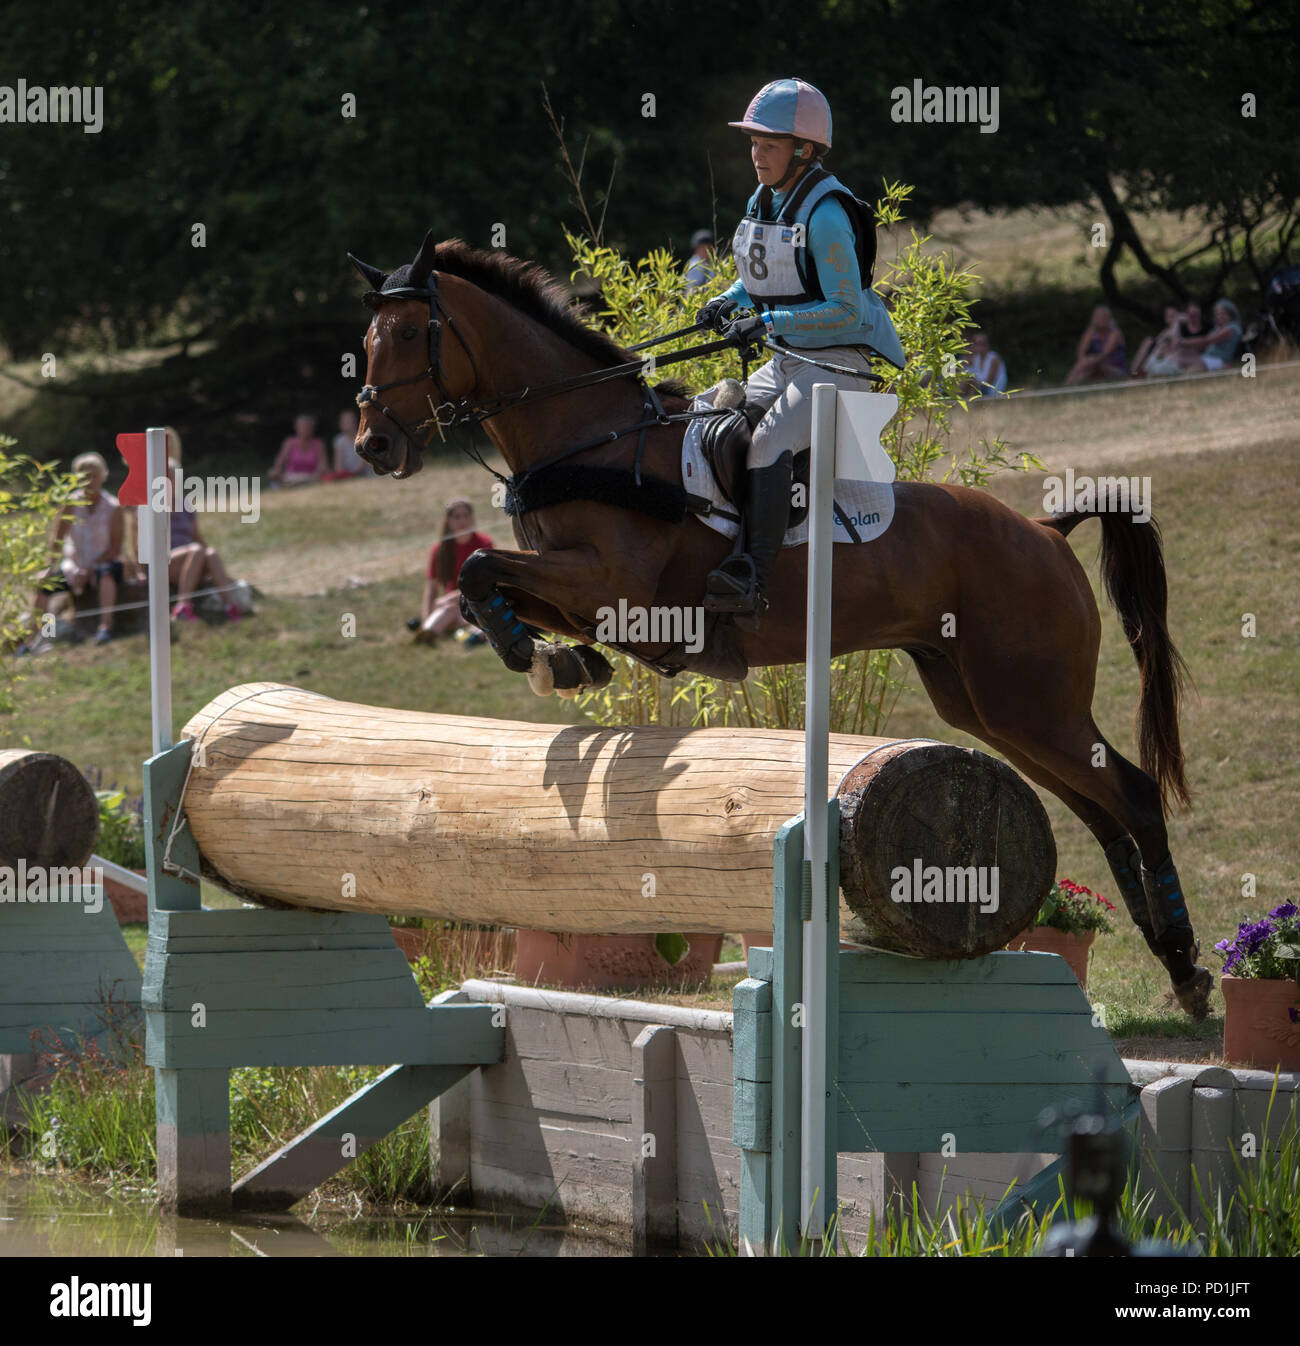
left=732, top=216, right=807, bottom=305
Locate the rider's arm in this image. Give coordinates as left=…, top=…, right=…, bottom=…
left=763, top=196, right=863, bottom=338
left=716, top=277, right=754, bottom=310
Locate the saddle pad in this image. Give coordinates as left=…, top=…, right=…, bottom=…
left=682, top=388, right=895, bottom=547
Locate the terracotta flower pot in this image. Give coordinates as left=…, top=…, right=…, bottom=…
left=102, top=869, right=149, bottom=923
left=515, top=931, right=723, bottom=992
left=1221, top=974, right=1300, bottom=1071
left=1005, top=926, right=1095, bottom=988
left=390, top=925, right=425, bottom=961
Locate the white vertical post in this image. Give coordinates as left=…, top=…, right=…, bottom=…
left=143, top=426, right=173, bottom=755
left=800, top=383, right=837, bottom=1237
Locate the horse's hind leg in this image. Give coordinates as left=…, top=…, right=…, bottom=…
left=912, top=654, right=1145, bottom=916
left=912, top=654, right=1212, bottom=1019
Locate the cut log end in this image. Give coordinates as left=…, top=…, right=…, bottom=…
left=837, top=742, right=1056, bottom=958
left=0, top=749, right=100, bottom=872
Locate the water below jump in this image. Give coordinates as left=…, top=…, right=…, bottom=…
left=0, top=1171, right=633, bottom=1257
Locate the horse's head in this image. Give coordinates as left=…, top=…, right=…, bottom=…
left=348, top=231, right=473, bottom=480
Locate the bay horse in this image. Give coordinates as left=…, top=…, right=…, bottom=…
left=348, top=231, right=1212, bottom=1019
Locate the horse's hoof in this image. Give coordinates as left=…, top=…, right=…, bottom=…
left=526, top=648, right=555, bottom=696
left=570, top=644, right=613, bottom=690
left=1169, top=966, right=1214, bottom=1022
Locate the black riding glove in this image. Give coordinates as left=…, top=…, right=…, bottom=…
left=698, top=297, right=739, bottom=332
left=725, top=314, right=767, bottom=346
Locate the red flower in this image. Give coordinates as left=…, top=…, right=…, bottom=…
left=1056, top=878, right=1111, bottom=907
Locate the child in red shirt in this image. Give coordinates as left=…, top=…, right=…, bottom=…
left=414, top=498, right=493, bottom=641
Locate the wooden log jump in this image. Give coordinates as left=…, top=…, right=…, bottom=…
left=179, top=684, right=1055, bottom=958
left=0, top=749, right=99, bottom=872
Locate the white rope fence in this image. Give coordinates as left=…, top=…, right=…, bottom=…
left=46, top=582, right=240, bottom=623
left=977, top=355, right=1300, bottom=402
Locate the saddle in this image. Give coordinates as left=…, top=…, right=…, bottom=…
left=697, top=402, right=810, bottom=531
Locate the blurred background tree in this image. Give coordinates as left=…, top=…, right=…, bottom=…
left=1, top=0, right=1294, bottom=463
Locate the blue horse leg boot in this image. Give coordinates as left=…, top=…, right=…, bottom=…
left=1104, top=836, right=1161, bottom=958
left=1142, top=852, right=1213, bottom=1019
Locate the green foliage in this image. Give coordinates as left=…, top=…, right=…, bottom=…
left=8, top=990, right=153, bottom=1184
left=93, top=788, right=147, bottom=870
left=654, top=932, right=690, bottom=966
left=1193, top=1088, right=1300, bottom=1257
left=229, top=1063, right=435, bottom=1204
left=577, top=182, right=1041, bottom=733
left=0, top=440, right=80, bottom=722
left=566, top=226, right=740, bottom=388
left=709, top=1104, right=1300, bottom=1256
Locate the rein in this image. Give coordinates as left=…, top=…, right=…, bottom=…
left=355, top=268, right=884, bottom=491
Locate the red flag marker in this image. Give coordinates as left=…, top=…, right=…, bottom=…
left=114, top=433, right=150, bottom=506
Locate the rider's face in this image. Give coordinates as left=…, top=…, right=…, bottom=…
left=750, top=135, right=799, bottom=186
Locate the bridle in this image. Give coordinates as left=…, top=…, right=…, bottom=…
left=355, top=273, right=482, bottom=474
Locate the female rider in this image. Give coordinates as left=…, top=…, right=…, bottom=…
left=697, top=77, right=905, bottom=628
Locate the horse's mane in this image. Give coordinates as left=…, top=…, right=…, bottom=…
left=431, top=239, right=687, bottom=401
left=431, top=240, right=627, bottom=365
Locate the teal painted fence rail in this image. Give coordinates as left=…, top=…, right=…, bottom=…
left=141, top=738, right=506, bottom=1214
left=733, top=813, right=1136, bottom=1253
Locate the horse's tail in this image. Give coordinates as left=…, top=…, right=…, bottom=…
left=1039, top=508, right=1192, bottom=812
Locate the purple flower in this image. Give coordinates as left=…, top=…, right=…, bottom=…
left=1289, top=1007, right=1299, bottom=1025
left=1214, top=938, right=1233, bottom=953
left=1240, top=920, right=1275, bottom=954
left=1269, top=902, right=1298, bottom=921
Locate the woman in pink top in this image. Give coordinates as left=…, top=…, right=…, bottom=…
left=269, top=414, right=326, bottom=486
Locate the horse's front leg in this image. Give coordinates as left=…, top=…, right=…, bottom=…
left=458, top=545, right=638, bottom=696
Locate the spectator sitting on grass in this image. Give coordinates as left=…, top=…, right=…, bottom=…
left=959, top=328, right=1008, bottom=397
left=1065, top=305, right=1128, bottom=384
left=159, top=428, right=242, bottom=624
left=323, top=409, right=368, bottom=481
left=1130, top=305, right=1183, bottom=378
left=413, top=499, right=493, bottom=644
left=1174, top=299, right=1242, bottom=372
left=20, top=452, right=123, bottom=651
left=1141, top=301, right=1207, bottom=377
left=269, top=414, right=326, bottom=487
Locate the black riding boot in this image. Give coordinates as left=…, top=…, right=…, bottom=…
left=704, top=451, right=793, bottom=632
